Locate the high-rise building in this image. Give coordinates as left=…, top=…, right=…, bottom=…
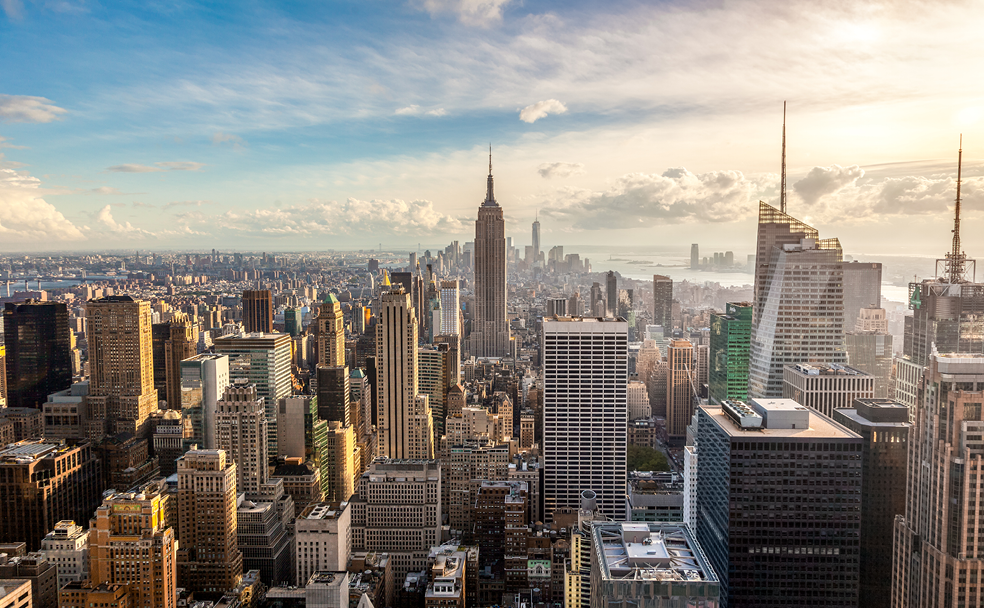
left=376, top=290, right=433, bottom=459
left=39, top=521, right=89, bottom=590
left=0, top=441, right=101, bottom=552
left=284, top=307, right=303, bottom=338
left=709, top=302, right=752, bottom=404
left=315, top=365, right=350, bottom=426
left=277, top=396, right=328, bottom=495
left=316, top=294, right=345, bottom=367
left=695, top=399, right=861, bottom=607
left=542, top=317, right=627, bottom=521
left=626, top=380, right=650, bottom=420
left=690, top=244, right=699, bottom=270
left=242, top=290, right=273, bottom=334
left=438, top=281, right=460, bottom=337
left=545, top=298, right=567, bottom=318
left=589, top=522, right=720, bottom=607
left=156, top=313, right=199, bottom=410
left=3, top=301, right=71, bottom=409
left=89, top=480, right=177, bottom=608
left=179, top=354, right=230, bottom=450
left=666, top=339, right=695, bottom=446
left=846, top=308, right=893, bottom=397
left=214, top=333, right=292, bottom=458
left=324, top=421, right=354, bottom=502
left=842, top=261, right=882, bottom=326
left=652, top=275, right=672, bottom=331
left=176, top=449, right=243, bottom=597
left=294, top=502, right=351, bottom=587
left=749, top=203, right=846, bottom=398
left=215, top=384, right=268, bottom=496
left=892, top=352, right=984, bottom=607
left=470, top=154, right=510, bottom=358
left=531, top=215, right=541, bottom=266
left=0, top=579, right=31, bottom=608
left=0, top=554, right=57, bottom=608
left=85, top=296, right=158, bottom=438
left=831, top=399, right=909, bottom=608
left=350, top=459, right=442, bottom=583
left=605, top=271, right=617, bottom=317
left=418, top=345, right=450, bottom=441
left=782, top=363, right=874, bottom=419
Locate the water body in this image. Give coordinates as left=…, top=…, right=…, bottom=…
left=6, top=275, right=125, bottom=291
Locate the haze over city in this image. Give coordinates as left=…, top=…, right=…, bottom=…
left=2, top=0, right=984, bottom=255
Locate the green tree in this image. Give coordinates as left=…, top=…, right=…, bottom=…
left=627, top=444, right=670, bottom=472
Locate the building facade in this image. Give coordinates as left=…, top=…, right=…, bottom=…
left=652, top=275, right=672, bottom=332
left=709, top=302, right=752, bottom=404
left=2, top=301, right=71, bottom=409
left=470, top=157, right=510, bottom=358
left=241, top=290, right=273, bottom=334
left=782, top=363, right=875, bottom=419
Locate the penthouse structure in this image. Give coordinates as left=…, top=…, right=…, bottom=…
left=782, top=363, right=875, bottom=419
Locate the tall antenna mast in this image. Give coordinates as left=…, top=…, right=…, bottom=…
left=780, top=101, right=787, bottom=214
left=938, top=134, right=975, bottom=283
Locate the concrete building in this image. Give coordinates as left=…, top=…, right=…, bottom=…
left=241, top=290, right=273, bottom=334
left=0, top=441, right=101, bottom=552
left=666, top=339, right=696, bottom=446
left=418, top=345, right=451, bottom=441
left=842, top=261, right=882, bottom=326
left=0, top=580, right=32, bottom=608
left=694, top=399, right=861, bottom=607
left=214, top=333, right=292, bottom=458
left=782, top=363, right=875, bottom=419
left=627, top=380, right=651, bottom=420
left=40, top=383, right=89, bottom=443
left=85, top=296, right=158, bottom=439
left=88, top=480, right=177, bottom=608
left=176, top=449, right=243, bottom=597
left=425, top=550, right=466, bottom=608
left=542, top=317, right=628, bottom=521
left=179, top=354, right=230, bottom=450
left=832, top=399, right=909, bottom=608
left=38, top=521, right=89, bottom=590
left=295, top=502, right=351, bottom=586
left=2, top=301, right=71, bottom=409
left=57, top=582, right=128, bottom=608
left=324, top=421, right=354, bottom=503
left=652, top=276, right=673, bottom=332
left=470, top=155, right=510, bottom=358
left=236, top=494, right=293, bottom=587
left=589, top=523, right=719, bottom=608
left=845, top=308, right=894, bottom=398
left=350, top=459, right=442, bottom=583
left=749, top=202, right=847, bottom=398
left=0, top=554, right=56, bottom=608
left=152, top=313, right=199, bottom=410
left=215, top=384, right=267, bottom=496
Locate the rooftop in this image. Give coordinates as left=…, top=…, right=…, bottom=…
left=593, top=523, right=718, bottom=585
left=702, top=404, right=860, bottom=439
left=300, top=502, right=348, bottom=520
left=787, top=363, right=870, bottom=377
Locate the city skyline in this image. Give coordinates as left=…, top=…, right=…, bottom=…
left=2, top=1, right=984, bottom=253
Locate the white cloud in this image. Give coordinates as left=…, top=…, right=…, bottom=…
left=793, top=164, right=864, bottom=205
left=426, top=108, right=447, bottom=116
left=95, top=205, right=152, bottom=237
left=86, top=186, right=134, bottom=195
left=1, top=0, right=24, bottom=20
left=0, top=168, right=85, bottom=243
left=0, top=95, right=67, bottom=123
left=211, top=132, right=245, bottom=147
left=538, top=162, right=585, bottom=179
left=415, top=0, right=512, bottom=26
left=156, top=161, right=204, bottom=171
left=106, top=164, right=163, bottom=173
left=163, top=200, right=212, bottom=210
left=0, top=136, right=27, bottom=150
left=395, top=105, right=420, bottom=115
left=520, top=99, right=567, bottom=124
left=106, top=161, right=205, bottom=172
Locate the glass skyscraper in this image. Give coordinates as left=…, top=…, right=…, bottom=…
left=709, top=302, right=752, bottom=404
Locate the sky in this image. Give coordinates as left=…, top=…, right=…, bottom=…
left=2, top=0, right=984, bottom=257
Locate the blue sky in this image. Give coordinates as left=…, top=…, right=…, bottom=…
left=2, top=0, right=984, bottom=256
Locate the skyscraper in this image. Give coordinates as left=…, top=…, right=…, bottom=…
left=316, top=294, right=345, bottom=367
left=782, top=363, right=874, bottom=419
left=749, top=202, right=846, bottom=398
left=159, top=313, right=199, bottom=410
left=666, top=339, right=695, bottom=446
left=418, top=344, right=450, bottom=441
left=176, top=449, right=243, bottom=597
left=471, top=152, right=510, bottom=358
left=2, top=301, right=71, bottom=409
left=215, top=383, right=268, bottom=496
left=691, top=244, right=700, bottom=270
left=214, top=333, right=292, bottom=458
left=179, top=354, right=230, bottom=449
left=605, top=271, right=617, bottom=317
left=242, top=290, right=273, bottom=334
left=531, top=214, right=541, bottom=266
left=85, top=295, right=158, bottom=438
left=709, top=302, right=752, bottom=404
left=695, top=400, right=861, bottom=607
left=438, top=280, right=460, bottom=337
left=652, top=275, right=672, bottom=331
left=542, top=316, right=627, bottom=521
left=376, top=289, right=433, bottom=459
left=845, top=308, right=893, bottom=398
left=89, top=480, right=177, bottom=608
left=842, top=261, right=882, bottom=326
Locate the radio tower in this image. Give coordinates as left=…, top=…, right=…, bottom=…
left=942, top=135, right=971, bottom=283
left=780, top=101, right=787, bottom=214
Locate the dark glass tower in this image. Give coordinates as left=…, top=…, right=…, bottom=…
left=3, top=300, right=72, bottom=408
left=709, top=302, right=752, bottom=404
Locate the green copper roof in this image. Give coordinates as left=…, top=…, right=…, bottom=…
left=350, top=368, right=366, bottom=378
left=323, top=293, right=340, bottom=305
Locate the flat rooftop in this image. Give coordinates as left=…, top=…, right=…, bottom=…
left=787, top=363, right=870, bottom=377
left=702, top=405, right=860, bottom=439
left=593, top=523, right=718, bottom=584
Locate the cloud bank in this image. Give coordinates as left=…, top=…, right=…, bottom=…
left=0, top=168, right=85, bottom=242
left=538, top=162, right=585, bottom=179
left=416, top=0, right=512, bottom=26
left=0, top=95, right=67, bottom=123
left=520, top=99, right=567, bottom=124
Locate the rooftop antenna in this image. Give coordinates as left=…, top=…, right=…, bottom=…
left=937, top=134, right=975, bottom=283
left=489, top=143, right=492, bottom=175
left=780, top=101, right=787, bottom=214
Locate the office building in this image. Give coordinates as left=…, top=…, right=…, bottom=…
left=214, top=333, right=292, bottom=458
left=545, top=298, right=567, bottom=318
left=666, top=339, right=695, bottom=446
left=832, top=399, right=909, bottom=608
left=438, top=281, right=460, bottom=337
left=892, top=352, right=984, bottom=607
left=749, top=203, right=846, bottom=398
left=3, top=301, right=71, bottom=409
left=277, top=396, right=328, bottom=492
left=215, top=384, right=268, bottom=496
left=316, top=294, right=345, bottom=367
left=350, top=459, right=441, bottom=583
left=179, top=354, right=230, bottom=449
left=151, top=410, right=189, bottom=477
left=316, top=365, right=350, bottom=426
left=0, top=441, right=101, bottom=552
left=845, top=308, right=893, bottom=398
left=295, top=502, right=351, bottom=586
left=708, top=302, right=752, bottom=404
left=89, top=480, right=177, bottom=608
left=606, top=271, right=617, bottom=317
left=176, top=449, right=243, bottom=597
left=842, top=261, right=882, bottom=325
left=694, top=399, right=861, bottom=607
left=242, top=290, right=273, bottom=334
left=691, top=244, right=700, bottom=269
left=0, top=554, right=57, bottom=608
left=531, top=216, right=541, bottom=266
left=85, top=296, right=158, bottom=438
left=542, top=317, right=627, bottom=521
left=418, top=345, right=451, bottom=440
left=782, top=363, right=874, bottom=418
left=324, top=421, right=354, bottom=502
left=376, top=290, right=433, bottom=460
left=152, top=313, right=199, bottom=410
left=0, top=579, right=31, bottom=608
left=284, top=307, right=303, bottom=337
left=589, top=522, right=719, bottom=608
left=57, top=582, right=128, bottom=608
left=627, top=380, right=650, bottom=420
left=653, top=275, right=672, bottom=331
left=470, top=155, right=510, bottom=358
left=236, top=494, right=293, bottom=586
left=39, top=521, right=89, bottom=590
left=272, top=460, right=321, bottom=515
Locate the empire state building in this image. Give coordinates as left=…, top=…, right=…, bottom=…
left=470, top=152, right=510, bottom=358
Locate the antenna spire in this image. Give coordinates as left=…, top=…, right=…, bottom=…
left=780, top=101, right=787, bottom=214
left=489, top=144, right=492, bottom=175
left=939, top=134, right=974, bottom=283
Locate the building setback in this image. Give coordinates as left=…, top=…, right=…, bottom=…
left=782, top=363, right=874, bottom=419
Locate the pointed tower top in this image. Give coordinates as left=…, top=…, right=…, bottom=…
left=780, top=101, right=787, bottom=214
left=483, top=146, right=498, bottom=207
left=937, top=134, right=975, bottom=283
left=489, top=144, right=492, bottom=175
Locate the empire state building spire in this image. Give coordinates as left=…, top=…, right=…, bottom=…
left=484, top=145, right=497, bottom=206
